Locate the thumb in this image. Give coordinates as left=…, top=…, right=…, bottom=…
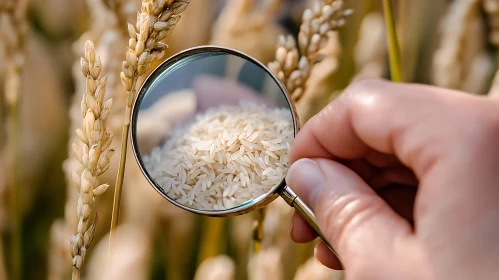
left=286, top=158, right=412, bottom=266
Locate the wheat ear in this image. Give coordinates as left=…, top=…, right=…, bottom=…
left=432, top=0, right=481, bottom=90
left=484, top=0, right=499, bottom=97
left=268, top=0, right=351, bottom=102
left=0, top=1, right=28, bottom=279
left=110, top=0, right=190, bottom=248
left=70, top=40, right=115, bottom=280
left=484, top=0, right=499, bottom=51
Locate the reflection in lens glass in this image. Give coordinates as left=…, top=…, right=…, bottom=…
left=135, top=50, right=294, bottom=211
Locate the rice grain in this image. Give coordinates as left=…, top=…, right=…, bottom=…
left=143, top=103, right=294, bottom=210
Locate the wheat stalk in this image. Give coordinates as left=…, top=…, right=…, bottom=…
left=268, top=0, right=351, bottom=103
left=382, top=0, right=403, bottom=82
left=251, top=208, right=266, bottom=253
left=70, top=40, right=115, bottom=280
left=109, top=0, right=190, bottom=249
left=0, top=1, right=28, bottom=279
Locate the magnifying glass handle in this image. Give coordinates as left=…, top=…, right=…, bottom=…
left=280, top=185, right=342, bottom=261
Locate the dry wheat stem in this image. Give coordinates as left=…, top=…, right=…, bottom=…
left=252, top=207, right=266, bottom=253
left=0, top=1, right=28, bottom=279
left=70, top=40, right=115, bottom=280
left=110, top=0, right=190, bottom=250
left=268, top=0, right=351, bottom=102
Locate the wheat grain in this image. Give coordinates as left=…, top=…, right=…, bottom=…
left=268, top=0, right=351, bottom=102
left=70, top=40, right=115, bottom=280
left=294, top=33, right=342, bottom=123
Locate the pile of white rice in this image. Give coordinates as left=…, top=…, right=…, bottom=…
left=143, top=102, right=294, bottom=210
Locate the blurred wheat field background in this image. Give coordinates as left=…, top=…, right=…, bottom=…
left=0, top=0, right=497, bottom=279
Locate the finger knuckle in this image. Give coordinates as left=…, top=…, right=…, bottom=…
left=342, top=79, right=384, bottom=100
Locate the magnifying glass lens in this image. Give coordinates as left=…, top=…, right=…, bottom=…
left=134, top=48, right=296, bottom=212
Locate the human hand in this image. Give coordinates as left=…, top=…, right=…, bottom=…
left=286, top=79, right=499, bottom=279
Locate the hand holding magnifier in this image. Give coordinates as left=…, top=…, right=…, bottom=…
left=131, top=46, right=341, bottom=261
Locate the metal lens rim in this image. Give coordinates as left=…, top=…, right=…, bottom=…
left=130, top=45, right=300, bottom=217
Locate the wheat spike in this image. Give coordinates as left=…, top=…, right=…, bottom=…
left=47, top=1, right=128, bottom=279
left=110, top=0, right=190, bottom=251
left=0, top=0, right=28, bottom=107
left=121, top=0, right=190, bottom=111
left=484, top=0, right=499, bottom=47
left=0, top=1, right=28, bottom=279
left=268, top=0, right=351, bottom=102
left=70, top=40, right=115, bottom=280
left=432, top=0, right=484, bottom=91
left=483, top=0, right=499, bottom=97
left=210, top=0, right=283, bottom=64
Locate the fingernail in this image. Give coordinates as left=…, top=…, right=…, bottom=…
left=286, top=158, right=325, bottom=209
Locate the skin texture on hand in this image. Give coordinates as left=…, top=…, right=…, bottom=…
left=286, top=79, right=499, bottom=280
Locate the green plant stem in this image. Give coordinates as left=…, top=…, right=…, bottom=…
left=108, top=107, right=131, bottom=255
left=7, top=97, right=21, bottom=280
left=383, top=0, right=403, bottom=82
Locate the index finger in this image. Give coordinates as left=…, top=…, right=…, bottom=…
left=290, top=79, right=479, bottom=178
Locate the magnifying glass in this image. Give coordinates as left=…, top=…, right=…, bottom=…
left=131, top=46, right=339, bottom=260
